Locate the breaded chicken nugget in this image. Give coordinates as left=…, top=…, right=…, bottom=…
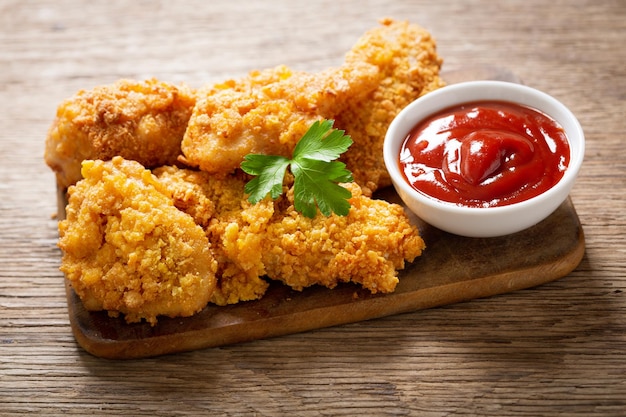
left=58, top=157, right=217, bottom=325
left=45, top=78, right=196, bottom=189
left=337, top=18, right=446, bottom=193
left=180, top=62, right=379, bottom=174
left=261, top=182, right=425, bottom=293
left=154, top=166, right=271, bottom=306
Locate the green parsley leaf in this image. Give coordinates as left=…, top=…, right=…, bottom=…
left=293, top=119, right=353, bottom=162
left=292, top=159, right=353, bottom=217
left=240, top=120, right=354, bottom=218
left=242, top=154, right=290, bottom=203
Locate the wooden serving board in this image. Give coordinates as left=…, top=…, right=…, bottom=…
left=57, top=67, right=585, bottom=359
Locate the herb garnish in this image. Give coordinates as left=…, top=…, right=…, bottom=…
left=241, top=120, right=354, bottom=218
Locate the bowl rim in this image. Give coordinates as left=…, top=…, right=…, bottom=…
left=383, top=80, right=585, bottom=215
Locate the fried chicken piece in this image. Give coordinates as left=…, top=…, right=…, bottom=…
left=154, top=166, right=271, bottom=306
left=336, top=18, right=446, bottom=193
left=154, top=166, right=425, bottom=301
left=58, top=157, right=217, bottom=325
left=261, top=182, right=425, bottom=293
left=45, top=78, right=196, bottom=189
left=179, top=62, right=380, bottom=174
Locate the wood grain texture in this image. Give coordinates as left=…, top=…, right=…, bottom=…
left=1, top=0, right=625, bottom=415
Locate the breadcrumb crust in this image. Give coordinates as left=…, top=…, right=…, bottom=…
left=59, top=158, right=217, bottom=324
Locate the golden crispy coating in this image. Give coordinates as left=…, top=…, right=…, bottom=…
left=261, top=182, right=425, bottom=292
left=58, top=157, right=217, bottom=325
left=45, top=78, right=196, bottom=189
left=180, top=62, right=380, bottom=174
left=336, top=18, right=446, bottom=193
left=154, top=167, right=425, bottom=299
left=154, top=166, right=271, bottom=306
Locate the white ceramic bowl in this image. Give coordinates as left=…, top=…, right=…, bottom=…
left=383, top=80, right=585, bottom=238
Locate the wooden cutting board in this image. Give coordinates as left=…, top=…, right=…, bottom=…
left=57, top=67, right=586, bottom=359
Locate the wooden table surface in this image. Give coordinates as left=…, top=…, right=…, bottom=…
left=1, top=0, right=625, bottom=415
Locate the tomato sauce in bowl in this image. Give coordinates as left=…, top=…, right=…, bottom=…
left=383, top=80, right=584, bottom=237
left=399, top=101, right=570, bottom=208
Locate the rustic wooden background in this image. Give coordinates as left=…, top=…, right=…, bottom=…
left=1, top=0, right=625, bottom=415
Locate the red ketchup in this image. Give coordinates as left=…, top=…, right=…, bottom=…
left=399, top=101, right=570, bottom=207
